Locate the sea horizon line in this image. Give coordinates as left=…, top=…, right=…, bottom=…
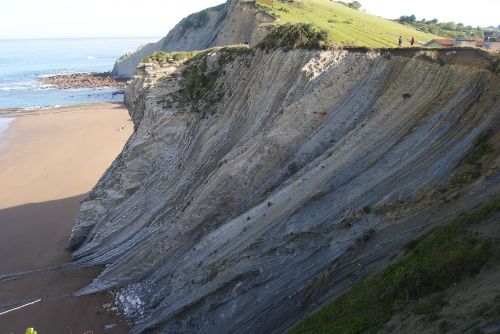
left=0, top=36, right=164, bottom=41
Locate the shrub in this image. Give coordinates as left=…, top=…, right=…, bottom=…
left=349, top=1, right=362, bottom=10
left=142, top=51, right=199, bottom=63
left=257, top=23, right=329, bottom=50
left=182, top=59, right=221, bottom=103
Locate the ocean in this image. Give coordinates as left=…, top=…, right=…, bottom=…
left=0, top=37, right=159, bottom=110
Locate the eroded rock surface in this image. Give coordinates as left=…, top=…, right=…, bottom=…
left=70, top=48, right=499, bottom=333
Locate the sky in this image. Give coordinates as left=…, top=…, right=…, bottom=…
left=0, top=0, right=498, bottom=39
left=360, top=0, right=500, bottom=28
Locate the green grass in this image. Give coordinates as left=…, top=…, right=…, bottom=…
left=182, top=58, right=221, bottom=104
left=253, top=0, right=441, bottom=47
left=289, top=197, right=500, bottom=334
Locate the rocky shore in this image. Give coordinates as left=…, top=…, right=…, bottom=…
left=39, top=72, right=126, bottom=89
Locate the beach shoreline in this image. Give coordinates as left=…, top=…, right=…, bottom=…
left=0, top=101, right=125, bottom=118
left=0, top=103, right=132, bottom=333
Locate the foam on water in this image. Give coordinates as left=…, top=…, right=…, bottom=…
left=0, top=118, right=14, bottom=151
left=0, top=37, right=160, bottom=109
left=0, top=118, right=13, bottom=134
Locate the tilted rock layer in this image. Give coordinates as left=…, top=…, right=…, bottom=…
left=111, top=0, right=274, bottom=79
left=70, top=48, right=500, bottom=333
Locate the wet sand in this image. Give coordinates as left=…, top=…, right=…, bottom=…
left=0, top=103, right=133, bottom=333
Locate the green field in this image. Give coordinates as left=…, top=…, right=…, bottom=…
left=254, top=0, right=441, bottom=47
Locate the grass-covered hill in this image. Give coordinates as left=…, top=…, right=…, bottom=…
left=252, top=0, right=441, bottom=47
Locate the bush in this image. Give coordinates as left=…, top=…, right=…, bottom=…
left=142, top=51, right=199, bottom=63
left=182, top=59, right=221, bottom=103
left=349, top=1, right=362, bottom=10
left=257, top=23, right=329, bottom=50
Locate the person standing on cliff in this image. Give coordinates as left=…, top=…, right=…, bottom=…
left=398, top=36, right=403, bottom=47
left=411, top=36, right=415, bottom=46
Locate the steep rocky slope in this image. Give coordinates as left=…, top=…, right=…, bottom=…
left=111, top=0, right=274, bottom=78
left=70, top=47, right=499, bottom=333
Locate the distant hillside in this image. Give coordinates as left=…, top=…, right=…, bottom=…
left=397, top=15, right=486, bottom=39
left=253, top=0, right=440, bottom=47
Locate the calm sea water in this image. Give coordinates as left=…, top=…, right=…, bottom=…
left=0, top=37, right=159, bottom=110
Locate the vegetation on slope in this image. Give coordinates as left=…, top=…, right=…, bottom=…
left=258, top=23, right=329, bottom=49
left=289, top=197, right=500, bottom=334
left=177, top=47, right=251, bottom=112
left=142, top=51, right=200, bottom=63
left=252, top=0, right=440, bottom=47
left=451, top=129, right=495, bottom=186
left=181, top=57, right=222, bottom=105
left=398, top=15, right=486, bottom=39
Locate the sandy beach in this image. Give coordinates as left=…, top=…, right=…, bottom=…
left=0, top=103, right=132, bottom=333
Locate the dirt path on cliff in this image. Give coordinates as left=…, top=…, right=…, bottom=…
left=0, top=103, right=132, bottom=333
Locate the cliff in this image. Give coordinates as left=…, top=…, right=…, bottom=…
left=70, top=47, right=499, bottom=333
left=111, top=0, right=274, bottom=79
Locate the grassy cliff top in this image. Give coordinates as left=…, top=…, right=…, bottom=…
left=253, top=0, right=441, bottom=47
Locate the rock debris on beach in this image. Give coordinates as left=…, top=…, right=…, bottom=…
left=38, top=72, right=126, bottom=89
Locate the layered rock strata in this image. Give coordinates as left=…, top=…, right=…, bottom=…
left=70, top=47, right=500, bottom=333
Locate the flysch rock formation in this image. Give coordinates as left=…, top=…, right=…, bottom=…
left=111, top=0, right=275, bottom=79
left=69, top=47, right=499, bottom=333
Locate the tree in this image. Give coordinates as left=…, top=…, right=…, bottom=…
left=399, top=15, right=417, bottom=23
left=349, top=1, right=362, bottom=10
left=444, top=22, right=457, bottom=30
